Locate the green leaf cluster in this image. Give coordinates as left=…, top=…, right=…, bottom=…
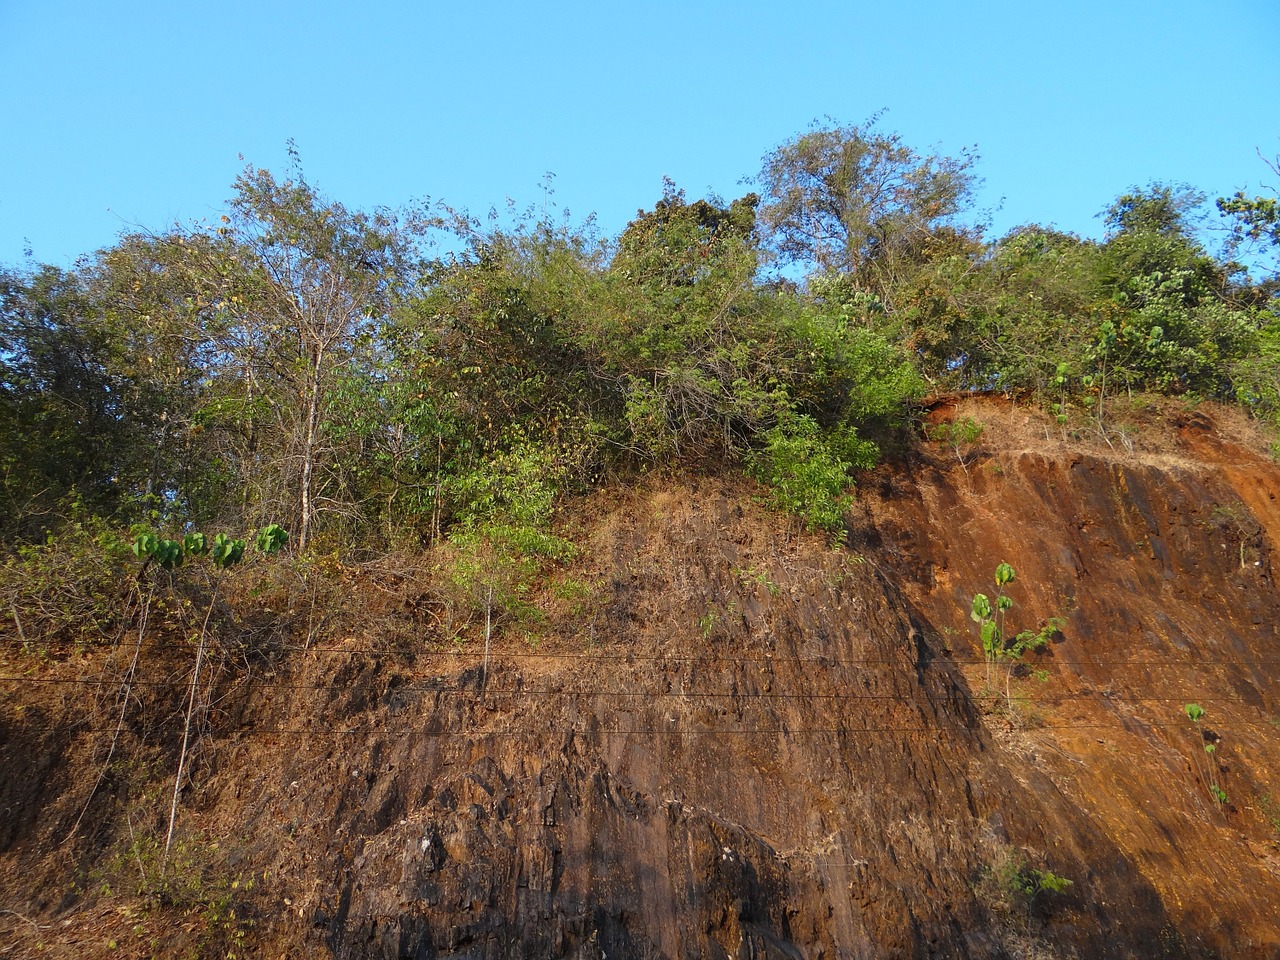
left=970, top=563, right=1061, bottom=713
left=130, top=525, right=285, bottom=572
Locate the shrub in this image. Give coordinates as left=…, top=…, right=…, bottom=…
left=746, top=416, right=877, bottom=532
left=0, top=514, right=133, bottom=648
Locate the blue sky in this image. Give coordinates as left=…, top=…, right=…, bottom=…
left=2, top=0, right=1277, bottom=268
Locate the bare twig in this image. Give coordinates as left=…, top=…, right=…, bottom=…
left=0, top=909, right=48, bottom=932
left=163, top=581, right=217, bottom=874
left=125, top=810, right=150, bottom=889
left=65, top=583, right=153, bottom=844
left=9, top=606, right=27, bottom=649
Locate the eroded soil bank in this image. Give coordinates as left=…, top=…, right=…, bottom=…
left=2, top=402, right=1278, bottom=958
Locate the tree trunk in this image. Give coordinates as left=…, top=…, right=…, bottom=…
left=297, top=344, right=325, bottom=553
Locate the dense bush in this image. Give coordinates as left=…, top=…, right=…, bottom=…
left=1, top=128, right=1276, bottom=557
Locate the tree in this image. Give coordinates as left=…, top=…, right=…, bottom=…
left=158, top=165, right=421, bottom=551
left=612, top=178, right=759, bottom=290
left=1218, top=150, right=1280, bottom=284
left=596, top=184, right=779, bottom=460
left=1096, top=184, right=1249, bottom=401
left=93, top=236, right=234, bottom=523
left=0, top=262, right=169, bottom=533
left=755, top=116, right=979, bottom=300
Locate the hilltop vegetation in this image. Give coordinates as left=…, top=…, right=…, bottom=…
left=2, top=118, right=1277, bottom=562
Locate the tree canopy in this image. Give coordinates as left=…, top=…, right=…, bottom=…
left=754, top=116, right=980, bottom=304
left=0, top=124, right=1276, bottom=553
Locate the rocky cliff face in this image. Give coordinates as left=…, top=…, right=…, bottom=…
left=3, top=402, right=1279, bottom=959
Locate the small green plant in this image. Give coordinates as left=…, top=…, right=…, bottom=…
left=210, top=533, right=246, bottom=569
left=132, top=533, right=185, bottom=570
left=697, top=609, right=719, bottom=639
left=1183, top=703, right=1227, bottom=810
left=976, top=845, right=1073, bottom=937
left=734, top=564, right=780, bottom=595
left=253, top=523, right=289, bottom=555
left=970, top=563, right=1061, bottom=717
left=926, top=416, right=983, bottom=475
left=131, top=523, right=281, bottom=574
left=1051, top=361, right=1072, bottom=426
left=95, top=829, right=255, bottom=956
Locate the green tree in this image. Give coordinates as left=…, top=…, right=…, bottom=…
left=0, top=261, right=187, bottom=533
left=158, top=164, right=423, bottom=551
left=946, top=226, right=1104, bottom=395
left=1217, top=151, right=1280, bottom=317
left=755, top=115, right=979, bottom=302
left=1092, top=184, right=1251, bottom=408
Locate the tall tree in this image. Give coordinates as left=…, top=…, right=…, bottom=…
left=0, top=264, right=123, bottom=532
left=164, top=166, right=419, bottom=550
left=1218, top=150, right=1280, bottom=288
left=754, top=116, right=979, bottom=301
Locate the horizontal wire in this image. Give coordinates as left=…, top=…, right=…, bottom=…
left=0, top=674, right=1267, bottom=706
left=4, top=639, right=1276, bottom=669
left=9, top=718, right=1276, bottom=739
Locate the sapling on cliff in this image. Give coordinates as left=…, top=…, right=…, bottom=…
left=926, top=416, right=983, bottom=476
left=1183, top=703, right=1228, bottom=810
left=970, top=563, right=1061, bottom=716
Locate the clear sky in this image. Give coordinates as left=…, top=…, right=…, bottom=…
left=1, top=0, right=1277, bottom=268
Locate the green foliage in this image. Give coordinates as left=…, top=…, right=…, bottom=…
left=1217, top=152, right=1280, bottom=281
left=1230, top=314, right=1280, bottom=432
left=0, top=264, right=156, bottom=533
left=210, top=533, right=245, bottom=570
left=1219, top=192, right=1280, bottom=249
left=612, top=178, right=759, bottom=289
left=132, top=532, right=160, bottom=559
left=927, top=416, right=983, bottom=450
left=910, top=183, right=1262, bottom=435
left=970, top=563, right=1060, bottom=716
left=755, top=115, right=979, bottom=298
left=2, top=125, right=1276, bottom=570
left=130, top=525, right=274, bottom=572
left=697, top=609, right=719, bottom=639
left=0, top=511, right=133, bottom=647
left=94, top=829, right=256, bottom=957
left=976, top=845, right=1073, bottom=937
left=734, top=564, right=780, bottom=596
left=746, top=416, right=873, bottom=531
left=926, top=414, right=983, bottom=476
left=153, top=538, right=185, bottom=571
left=1002, top=861, right=1073, bottom=901
left=253, top=523, right=288, bottom=555
left=1183, top=702, right=1228, bottom=809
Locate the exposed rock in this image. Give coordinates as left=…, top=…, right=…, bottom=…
left=3, top=403, right=1278, bottom=958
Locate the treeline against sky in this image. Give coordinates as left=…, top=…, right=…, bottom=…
left=3, top=119, right=1278, bottom=553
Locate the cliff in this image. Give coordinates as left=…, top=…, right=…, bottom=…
left=2, top=400, right=1279, bottom=959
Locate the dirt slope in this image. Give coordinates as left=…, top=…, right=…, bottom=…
left=2, top=401, right=1278, bottom=959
